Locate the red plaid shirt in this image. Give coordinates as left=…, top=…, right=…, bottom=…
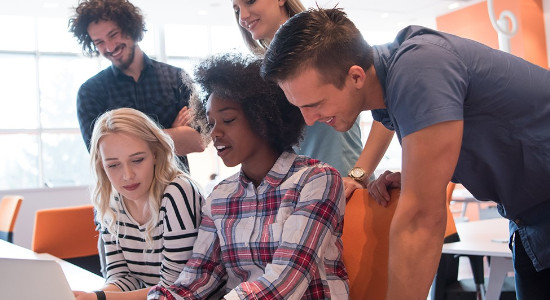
left=149, top=152, right=348, bottom=300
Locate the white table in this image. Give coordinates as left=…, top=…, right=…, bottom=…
left=450, top=186, right=482, bottom=221
left=442, top=218, right=513, bottom=300
left=0, top=239, right=105, bottom=291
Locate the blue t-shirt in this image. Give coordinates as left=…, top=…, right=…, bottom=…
left=294, top=119, right=362, bottom=177
left=372, top=25, right=550, bottom=270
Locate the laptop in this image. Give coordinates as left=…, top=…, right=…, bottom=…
left=0, top=257, right=75, bottom=300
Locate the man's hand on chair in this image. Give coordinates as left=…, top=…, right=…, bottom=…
left=367, top=170, right=401, bottom=207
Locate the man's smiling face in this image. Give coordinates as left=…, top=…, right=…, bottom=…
left=278, top=67, right=363, bottom=132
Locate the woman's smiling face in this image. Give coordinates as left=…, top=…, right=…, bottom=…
left=232, top=0, right=288, bottom=42
left=206, top=93, right=270, bottom=170
left=205, top=92, right=283, bottom=187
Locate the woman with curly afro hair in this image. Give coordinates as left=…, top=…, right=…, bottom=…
left=192, top=52, right=304, bottom=158
left=148, top=53, right=349, bottom=300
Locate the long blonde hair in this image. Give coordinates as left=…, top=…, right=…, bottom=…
left=89, top=107, right=188, bottom=247
left=235, top=0, right=305, bottom=56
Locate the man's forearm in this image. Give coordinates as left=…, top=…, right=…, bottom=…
left=354, top=121, right=394, bottom=184
left=386, top=197, right=446, bottom=300
left=386, top=119, right=463, bottom=300
left=343, top=122, right=394, bottom=199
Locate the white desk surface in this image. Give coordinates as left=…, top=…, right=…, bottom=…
left=442, top=218, right=511, bottom=258
left=0, top=239, right=105, bottom=291
left=451, top=186, right=477, bottom=201
left=441, top=218, right=514, bottom=300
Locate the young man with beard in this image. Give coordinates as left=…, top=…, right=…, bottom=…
left=69, top=0, right=204, bottom=173
left=69, top=0, right=204, bottom=278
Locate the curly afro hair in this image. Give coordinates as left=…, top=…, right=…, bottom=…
left=68, top=0, right=146, bottom=57
left=191, top=53, right=305, bottom=154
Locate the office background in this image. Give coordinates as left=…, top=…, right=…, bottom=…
left=1, top=0, right=549, bottom=248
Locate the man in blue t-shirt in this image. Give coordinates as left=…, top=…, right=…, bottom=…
left=261, top=8, right=550, bottom=300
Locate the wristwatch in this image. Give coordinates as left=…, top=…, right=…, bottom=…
left=348, top=167, right=367, bottom=182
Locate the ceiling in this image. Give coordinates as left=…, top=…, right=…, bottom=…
left=2, top=0, right=486, bottom=39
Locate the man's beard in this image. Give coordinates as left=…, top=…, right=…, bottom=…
left=114, top=43, right=136, bottom=71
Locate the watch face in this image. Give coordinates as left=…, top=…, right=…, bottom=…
left=350, top=167, right=365, bottom=179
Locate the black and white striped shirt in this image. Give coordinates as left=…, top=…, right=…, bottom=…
left=102, top=176, right=203, bottom=291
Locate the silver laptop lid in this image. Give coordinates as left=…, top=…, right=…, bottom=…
left=0, top=258, right=75, bottom=300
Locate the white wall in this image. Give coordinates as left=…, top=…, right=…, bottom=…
left=8, top=186, right=91, bottom=249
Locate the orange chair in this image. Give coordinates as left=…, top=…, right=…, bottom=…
left=0, top=195, right=23, bottom=243
left=343, top=187, right=458, bottom=300
left=444, top=182, right=459, bottom=243
left=342, top=188, right=400, bottom=300
left=446, top=183, right=456, bottom=207
left=32, top=204, right=101, bottom=276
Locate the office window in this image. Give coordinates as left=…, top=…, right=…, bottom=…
left=0, top=53, right=39, bottom=129
left=140, top=23, right=156, bottom=57
left=0, top=135, right=39, bottom=190
left=0, top=15, right=247, bottom=191
left=37, top=17, right=81, bottom=53
left=42, top=133, right=90, bottom=187
left=39, top=55, right=100, bottom=128
left=0, top=12, right=403, bottom=191
left=0, top=16, right=35, bottom=52
left=165, top=24, right=210, bottom=57
left=210, top=25, right=248, bottom=55
left=0, top=15, right=99, bottom=190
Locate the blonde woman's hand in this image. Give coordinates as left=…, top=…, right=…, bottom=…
left=73, top=291, right=98, bottom=300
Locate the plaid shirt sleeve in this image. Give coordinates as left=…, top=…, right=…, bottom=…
left=227, top=165, right=346, bottom=299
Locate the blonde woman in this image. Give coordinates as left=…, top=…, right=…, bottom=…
left=74, top=107, right=204, bottom=300
left=232, top=0, right=395, bottom=199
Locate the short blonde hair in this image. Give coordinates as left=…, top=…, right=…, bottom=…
left=235, top=0, right=305, bottom=56
left=89, top=107, right=186, bottom=246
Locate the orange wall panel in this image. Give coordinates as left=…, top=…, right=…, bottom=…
left=519, top=0, right=548, bottom=66
left=436, top=0, right=548, bottom=68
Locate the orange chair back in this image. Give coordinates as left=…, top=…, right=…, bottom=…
left=444, top=182, right=459, bottom=240
left=342, top=188, right=400, bottom=300
left=0, top=195, right=23, bottom=243
left=446, top=182, right=456, bottom=204
left=342, top=187, right=457, bottom=300
left=32, top=204, right=99, bottom=259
